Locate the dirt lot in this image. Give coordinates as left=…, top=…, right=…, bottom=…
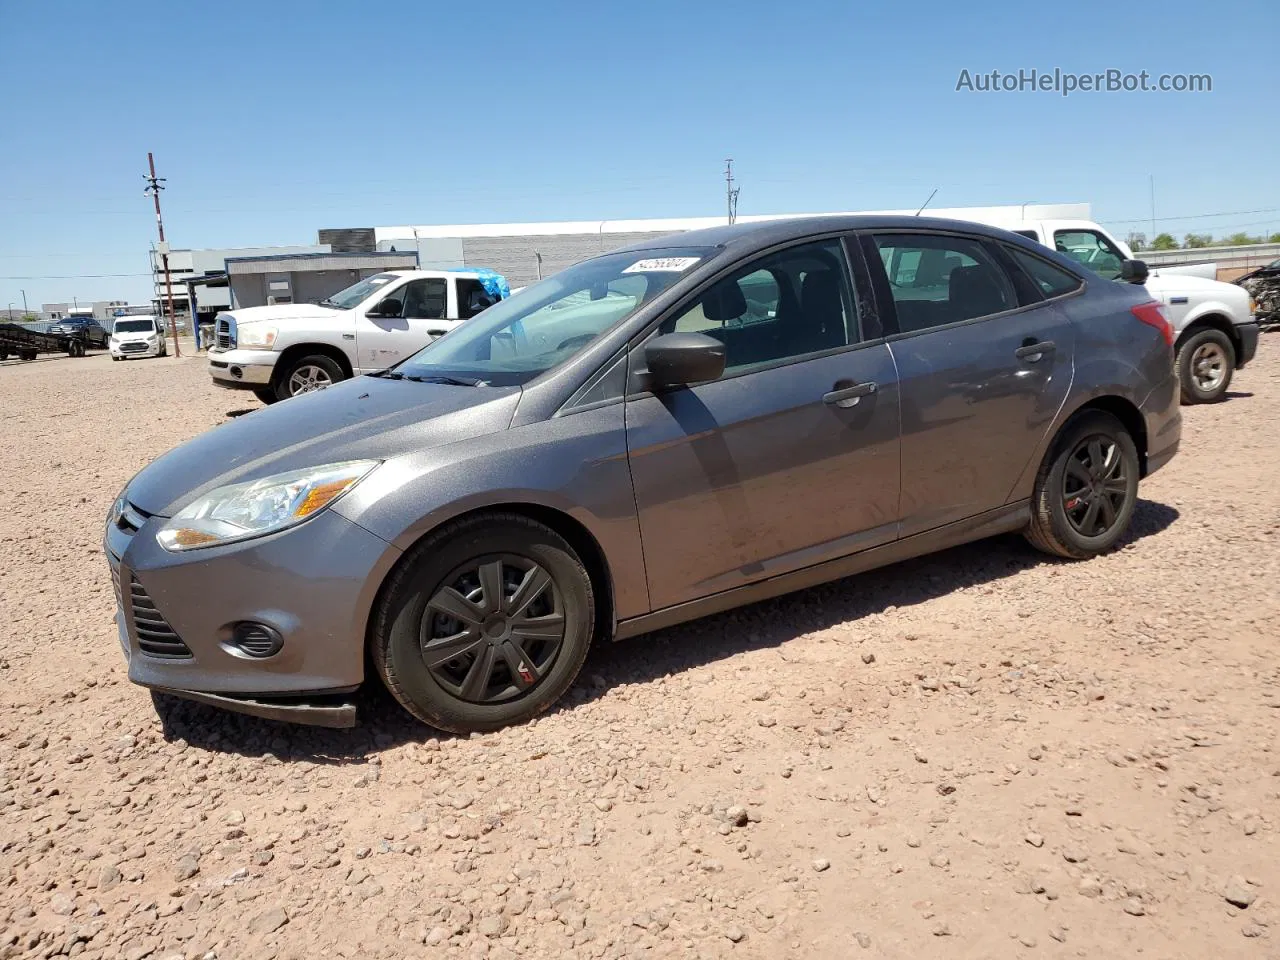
left=2, top=345, right=1279, bottom=960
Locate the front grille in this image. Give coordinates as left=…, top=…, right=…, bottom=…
left=215, top=316, right=236, bottom=350
left=109, top=556, right=122, bottom=606
left=129, top=577, right=192, bottom=659
left=121, top=342, right=149, bottom=353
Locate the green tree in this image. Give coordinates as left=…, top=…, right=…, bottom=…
left=1268, top=232, right=1280, bottom=244
left=1184, top=233, right=1212, bottom=249
left=1151, top=233, right=1179, bottom=250
left=1224, top=232, right=1262, bottom=246
left=1126, top=232, right=1147, bottom=252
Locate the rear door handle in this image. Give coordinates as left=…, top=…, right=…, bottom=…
left=824, top=380, right=877, bottom=408
left=1015, top=340, right=1056, bottom=362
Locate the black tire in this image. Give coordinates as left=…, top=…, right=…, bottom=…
left=0, top=350, right=8, bottom=361
left=1025, top=410, right=1140, bottom=560
left=1176, top=328, right=1234, bottom=404
left=19, top=350, right=36, bottom=362
left=372, top=514, right=595, bottom=734
left=112, top=356, right=122, bottom=362
left=274, top=353, right=345, bottom=401
left=253, top=387, right=277, bottom=405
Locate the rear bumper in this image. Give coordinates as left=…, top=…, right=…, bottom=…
left=1143, top=374, right=1182, bottom=477
left=1235, top=321, right=1259, bottom=368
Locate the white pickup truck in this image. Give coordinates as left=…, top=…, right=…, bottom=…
left=973, top=215, right=1259, bottom=403
left=208, top=269, right=507, bottom=403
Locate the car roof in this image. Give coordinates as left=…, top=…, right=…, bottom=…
left=618, top=215, right=1028, bottom=255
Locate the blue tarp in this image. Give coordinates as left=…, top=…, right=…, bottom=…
left=449, top=267, right=510, bottom=301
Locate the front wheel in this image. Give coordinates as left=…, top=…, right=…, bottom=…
left=253, top=387, right=277, bottom=405
left=372, top=515, right=595, bottom=734
left=274, top=354, right=345, bottom=401
left=1176, top=328, right=1234, bottom=404
left=1025, top=411, right=1140, bottom=560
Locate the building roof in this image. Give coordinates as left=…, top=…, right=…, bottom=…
left=374, top=203, right=1091, bottom=242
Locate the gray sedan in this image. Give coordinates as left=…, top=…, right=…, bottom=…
left=104, top=216, right=1181, bottom=732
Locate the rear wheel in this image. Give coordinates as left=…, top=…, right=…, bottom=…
left=19, top=349, right=36, bottom=362
left=1176, top=328, right=1234, bottom=403
left=372, top=515, right=595, bottom=733
left=275, top=354, right=344, bottom=401
left=1025, top=411, right=1140, bottom=560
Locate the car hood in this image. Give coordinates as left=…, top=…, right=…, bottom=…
left=126, top=376, right=521, bottom=517
left=1144, top=273, right=1243, bottom=297
left=224, top=304, right=340, bottom=325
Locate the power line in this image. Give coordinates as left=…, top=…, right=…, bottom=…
left=0, top=272, right=152, bottom=280
left=1105, top=205, right=1280, bottom=225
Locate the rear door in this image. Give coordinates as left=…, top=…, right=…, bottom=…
left=864, top=230, right=1075, bottom=536
left=625, top=237, right=902, bottom=611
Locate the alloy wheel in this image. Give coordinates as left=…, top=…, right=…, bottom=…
left=1062, top=435, right=1129, bottom=538
left=1190, top=342, right=1227, bottom=393
left=421, top=556, right=566, bottom=705
left=288, top=364, right=333, bottom=395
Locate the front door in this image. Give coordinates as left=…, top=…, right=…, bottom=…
left=356, top=277, right=449, bottom=371
left=625, top=238, right=902, bottom=612
left=866, top=230, right=1075, bottom=537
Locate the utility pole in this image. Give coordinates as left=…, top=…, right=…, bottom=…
left=1149, top=174, right=1156, bottom=241
left=144, top=152, right=180, bottom=357
left=724, top=159, right=740, bottom=225
left=20, top=289, right=27, bottom=315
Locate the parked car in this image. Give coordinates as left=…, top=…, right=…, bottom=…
left=48, top=316, right=109, bottom=349
left=105, top=216, right=1180, bottom=733
left=965, top=214, right=1257, bottom=403
left=109, top=316, right=167, bottom=360
left=207, top=269, right=509, bottom=404
left=1236, top=257, right=1280, bottom=329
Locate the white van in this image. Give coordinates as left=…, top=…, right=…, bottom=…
left=109, top=316, right=167, bottom=360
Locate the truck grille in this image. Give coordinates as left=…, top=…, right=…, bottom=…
left=129, top=577, right=192, bottom=659
left=215, top=316, right=236, bottom=350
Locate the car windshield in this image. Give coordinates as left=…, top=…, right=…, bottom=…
left=390, top=248, right=713, bottom=387
left=114, top=319, right=155, bottom=333
left=319, top=273, right=402, bottom=310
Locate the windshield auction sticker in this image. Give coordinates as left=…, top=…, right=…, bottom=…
left=623, top=257, right=701, bottom=274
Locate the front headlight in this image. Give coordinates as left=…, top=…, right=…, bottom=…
left=238, top=326, right=278, bottom=349
left=156, top=460, right=378, bottom=552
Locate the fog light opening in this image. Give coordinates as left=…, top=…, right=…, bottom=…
left=229, top=365, right=244, bottom=379
left=230, top=622, right=283, bottom=658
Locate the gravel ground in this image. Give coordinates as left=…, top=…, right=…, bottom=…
left=2, top=345, right=1279, bottom=960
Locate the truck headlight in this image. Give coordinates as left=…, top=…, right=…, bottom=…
left=238, top=326, right=278, bottom=348
left=157, top=460, right=378, bottom=552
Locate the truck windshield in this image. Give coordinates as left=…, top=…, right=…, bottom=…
left=392, top=248, right=714, bottom=387
left=113, top=319, right=156, bottom=333
left=319, top=273, right=402, bottom=310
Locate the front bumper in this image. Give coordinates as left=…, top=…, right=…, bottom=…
left=208, top=348, right=278, bottom=388
left=105, top=501, right=401, bottom=724
left=111, top=340, right=162, bottom=359
left=1236, top=321, right=1259, bottom=368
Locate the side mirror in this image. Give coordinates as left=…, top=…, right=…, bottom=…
left=1120, top=259, right=1149, bottom=284
left=645, top=332, right=726, bottom=389
left=369, top=297, right=403, bottom=318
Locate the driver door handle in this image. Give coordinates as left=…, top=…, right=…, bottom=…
left=824, top=380, right=877, bottom=408
left=1015, top=339, right=1056, bottom=362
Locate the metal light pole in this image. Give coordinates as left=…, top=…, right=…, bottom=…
left=144, top=152, right=180, bottom=357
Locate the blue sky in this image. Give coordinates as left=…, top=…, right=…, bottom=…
left=1, top=0, right=1277, bottom=309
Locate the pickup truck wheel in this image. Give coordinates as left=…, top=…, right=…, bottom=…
left=1177, top=328, right=1234, bottom=403
left=275, top=354, right=344, bottom=401
left=1025, top=411, right=1140, bottom=560
left=372, top=515, right=595, bottom=734
left=253, top=388, right=277, bottom=405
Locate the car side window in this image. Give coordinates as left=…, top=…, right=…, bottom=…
left=400, top=279, right=448, bottom=320
left=1005, top=246, right=1084, bottom=298
left=660, top=240, right=856, bottom=373
left=872, top=233, right=1017, bottom=333
left=1053, top=230, right=1125, bottom=281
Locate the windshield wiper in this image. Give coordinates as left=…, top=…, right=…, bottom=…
left=317, top=298, right=340, bottom=309
left=404, top=374, right=485, bottom=387
left=367, top=369, right=405, bottom=379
